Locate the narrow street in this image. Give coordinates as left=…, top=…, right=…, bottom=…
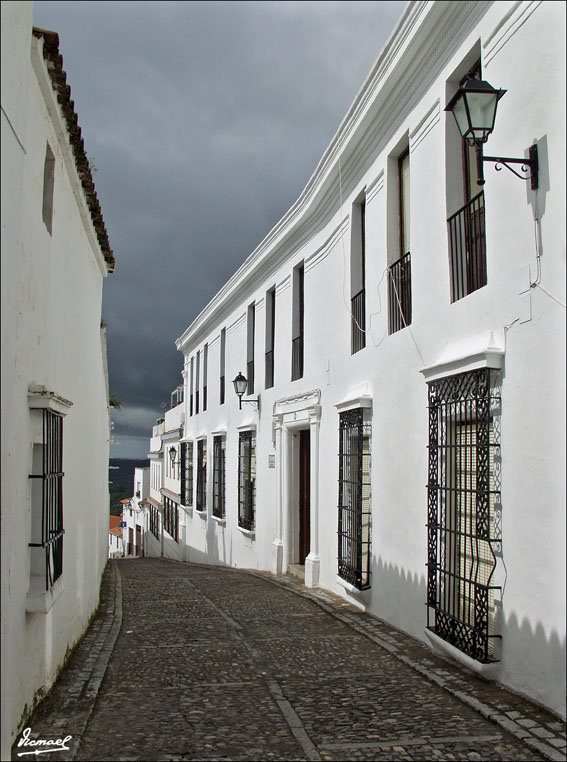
left=14, top=559, right=565, bottom=761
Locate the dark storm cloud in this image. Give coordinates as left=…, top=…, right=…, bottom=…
left=33, top=0, right=407, bottom=456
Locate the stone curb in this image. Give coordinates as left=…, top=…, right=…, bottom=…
left=248, top=569, right=567, bottom=762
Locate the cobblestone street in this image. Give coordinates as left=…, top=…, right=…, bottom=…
left=14, top=558, right=566, bottom=761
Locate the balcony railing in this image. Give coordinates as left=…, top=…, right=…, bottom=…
left=247, top=360, right=255, bottom=395
left=351, top=288, right=366, bottom=353
left=388, top=251, right=412, bottom=334
left=291, top=335, right=303, bottom=381
left=265, top=350, right=274, bottom=389
left=448, top=191, right=486, bottom=302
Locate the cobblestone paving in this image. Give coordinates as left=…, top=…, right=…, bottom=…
left=13, top=558, right=566, bottom=761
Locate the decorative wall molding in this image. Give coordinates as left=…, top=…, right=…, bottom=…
left=410, top=99, right=441, bottom=153
left=365, top=170, right=385, bottom=205
left=483, top=1, right=542, bottom=66
left=304, top=217, right=349, bottom=274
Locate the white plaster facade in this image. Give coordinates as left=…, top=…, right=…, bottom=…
left=120, top=467, right=150, bottom=556
left=151, top=1, right=565, bottom=718
left=1, top=3, right=115, bottom=755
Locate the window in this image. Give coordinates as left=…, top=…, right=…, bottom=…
left=195, top=352, right=200, bottom=414
left=265, top=287, right=275, bottom=388
left=238, top=431, right=256, bottom=530
left=212, top=435, right=226, bottom=519
left=389, top=149, right=412, bottom=333
left=190, top=356, right=194, bottom=416
left=220, top=328, right=226, bottom=405
left=42, top=143, right=55, bottom=234
left=203, top=343, right=208, bottom=411
left=29, top=409, right=64, bottom=590
left=196, top=439, right=207, bottom=512
left=181, top=441, right=193, bottom=507
left=447, top=63, right=486, bottom=301
left=163, top=496, right=179, bottom=542
left=337, top=409, right=371, bottom=589
left=150, top=504, right=160, bottom=539
left=426, top=367, right=501, bottom=662
left=351, top=197, right=366, bottom=353
left=291, top=263, right=304, bottom=381
left=247, top=303, right=255, bottom=394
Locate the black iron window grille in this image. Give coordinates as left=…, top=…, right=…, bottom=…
left=150, top=504, right=160, bottom=539
left=220, top=375, right=225, bottom=405
left=190, top=393, right=193, bottom=417
left=195, top=389, right=199, bottom=415
left=337, top=409, right=371, bottom=590
left=427, top=367, right=501, bottom=662
left=196, top=439, right=207, bottom=511
left=29, top=408, right=64, bottom=591
left=238, top=431, right=256, bottom=531
left=291, top=335, right=304, bottom=381
left=212, top=436, right=226, bottom=519
left=163, top=496, right=179, bottom=542
left=265, top=350, right=274, bottom=389
left=351, top=288, right=366, bottom=353
left=388, top=252, right=412, bottom=334
left=448, top=191, right=486, bottom=302
left=180, top=442, right=193, bottom=507
left=203, top=384, right=207, bottom=412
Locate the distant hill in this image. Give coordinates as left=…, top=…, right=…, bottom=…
left=109, top=458, right=149, bottom=515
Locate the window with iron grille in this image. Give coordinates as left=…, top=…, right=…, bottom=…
left=212, top=435, right=226, bottom=519
left=150, top=504, right=160, bottom=539
left=163, top=496, right=179, bottom=542
left=389, top=149, right=412, bottom=333
left=203, top=343, right=208, bottom=411
left=247, top=303, right=255, bottom=395
left=180, top=441, right=193, bottom=507
left=351, top=198, right=366, bottom=353
left=427, top=367, right=501, bottom=662
left=238, top=431, right=256, bottom=530
left=29, top=409, right=64, bottom=590
left=196, top=439, right=207, bottom=512
left=265, top=287, right=275, bottom=389
left=337, top=409, right=371, bottom=589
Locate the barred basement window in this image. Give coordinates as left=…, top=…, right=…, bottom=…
left=337, top=409, right=371, bottom=589
left=212, top=435, right=226, bottom=519
left=163, top=496, right=179, bottom=542
left=196, top=439, right=207, bottom=512
left=427, top=367, right=501, bottom=662
left=238, top=431, right=256, bottom=531
left=181, top=442, right=193, bottom=507
left=29, top=408, right=64, bottom=590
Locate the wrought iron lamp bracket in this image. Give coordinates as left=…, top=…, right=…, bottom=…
left=240, top=397, right=260, bottom=411
left=483, top=144, right=539, bottom=190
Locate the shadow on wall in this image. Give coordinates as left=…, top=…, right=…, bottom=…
left=366, top=555, right=565, bottom=717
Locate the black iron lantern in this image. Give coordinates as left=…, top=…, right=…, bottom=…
left=445, top=76, right=506, bottom=146
left=232, top=372, right=248, bottom=409
left=445, top=74, right=538, bottom=189
left=169, top=445, right=176, bottom=466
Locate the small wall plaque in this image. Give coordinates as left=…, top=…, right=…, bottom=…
left=268, top=454, right=275, bottom=468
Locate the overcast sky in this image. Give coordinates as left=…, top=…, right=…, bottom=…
left=33, top=0, right=407, bottom=458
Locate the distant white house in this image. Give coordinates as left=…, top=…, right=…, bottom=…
left=109, top=516, right=124, bottom=559
left=150, top=0, right=565, bottom=719
left=120, top=466, right=150, bottom=556
left=1, top=3, right=115, bottom=756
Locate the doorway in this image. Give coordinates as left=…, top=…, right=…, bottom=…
left=298, top=429, right=310, bottom=564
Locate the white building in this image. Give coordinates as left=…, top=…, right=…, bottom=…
left=120, top=466, right=150, bottom=556
left=109, top=516, right=124, bottom=559
left=153, top=0, right=565, bottom=718
left=1, top=3, right=115, bottom=756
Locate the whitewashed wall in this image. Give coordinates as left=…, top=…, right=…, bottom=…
left=1, top=4, right=112, bottom=755
left=170, top=1, right=565, bottom=718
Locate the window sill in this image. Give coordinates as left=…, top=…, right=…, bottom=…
left=237, top=526, right=255, bottom=540
left=336, top=575, right=371, bottom=598
left=180, top=504, right=193, bottom=516
left=424, top=628, right=500, bottom=677
left=211, top=515, right=226, bottom=526
left=26, top=575, right=64, bottom=614
left=195, top=509, right=207, bottom=519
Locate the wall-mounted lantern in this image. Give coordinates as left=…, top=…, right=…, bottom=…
left=232, top=372, right=259, bottom=411
left=445, top=73, right=538, bottom=189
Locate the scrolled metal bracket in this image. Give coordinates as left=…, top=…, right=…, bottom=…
left=483, top=143, right=539, bottom=190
